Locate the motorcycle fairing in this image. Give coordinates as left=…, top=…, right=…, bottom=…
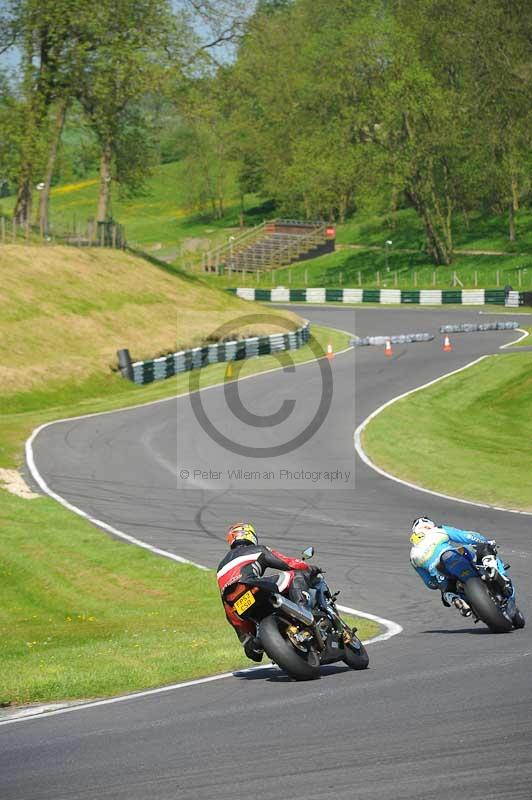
left=438, top=547, right=477, bottom=581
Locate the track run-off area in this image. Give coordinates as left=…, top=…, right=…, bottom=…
left=3, top=306, right=532, bottom=800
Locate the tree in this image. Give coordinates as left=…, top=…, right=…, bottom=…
left=392, top=0, right=532, bottom=246
left=228, top=1, right=389, bottom=220
left=0, top=71, right=22, bottom=197
left=1, top=0, right=104, bottom=228
left=455, top=0, right=532, bottom=242
left=77, top=0, right=176, bottom=222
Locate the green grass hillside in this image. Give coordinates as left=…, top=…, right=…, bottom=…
left=205, top=205, right=532, bottom=290
left=0, top=245, right=301, bottom=398
left=0, top=162, right=260, bottom=261
left=209, top=247, right=532, bottom=290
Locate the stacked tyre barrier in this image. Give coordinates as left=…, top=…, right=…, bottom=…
left=353, top=333, right=434, bottom=346
left=126, top=322, right=311, bottom=385
left=439, top=322, right=520, bottom=334
left=229, top=287, right=518, bottom=305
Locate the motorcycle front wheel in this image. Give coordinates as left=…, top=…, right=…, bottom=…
left=463, top=577, right=512, bottom=633
left=259, top=614, right=321, bottom=681
left=343, top=638, right=369, bottom=670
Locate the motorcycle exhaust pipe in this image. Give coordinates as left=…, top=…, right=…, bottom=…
left=271, top=594, right=314, bottom=626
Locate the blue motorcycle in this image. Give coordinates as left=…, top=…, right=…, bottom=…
left=439, top=543, right=525, bottom=633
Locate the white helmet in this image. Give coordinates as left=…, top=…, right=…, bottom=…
left=410, top=517, right=436, bottom=545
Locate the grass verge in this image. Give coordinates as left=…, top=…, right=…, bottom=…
left=0, top=485, right=377, bottom=706
left=1, top=492, right=378, bottom=705
left=362, top=352, right=532, bottom=511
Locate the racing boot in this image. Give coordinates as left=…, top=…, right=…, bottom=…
left=443, top=591, right=472, bottom=617
left=243, top=635, right=264, bottom=663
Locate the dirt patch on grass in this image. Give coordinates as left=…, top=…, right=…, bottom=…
left=0, top=469, right=39, bottom=499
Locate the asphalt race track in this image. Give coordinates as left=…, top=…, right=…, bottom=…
left=3, top=306, right=532, bottom=800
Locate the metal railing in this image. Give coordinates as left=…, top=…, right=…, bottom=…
left=0, top=215, right=126, bottom=249
left=202, top=220, right=269, bottom=272
left=203, top=219, right=327, bottom=274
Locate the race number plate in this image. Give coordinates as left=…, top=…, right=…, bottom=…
left=234, top=590, right=255, bottom=615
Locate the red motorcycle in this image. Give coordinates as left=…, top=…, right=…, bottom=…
left=232, top=547, right=369, bottom=680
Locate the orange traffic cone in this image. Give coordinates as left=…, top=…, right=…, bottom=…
left=443, top=335, right=453, bottom=352
left=384, top=338, right=393, bottom=357
left=327, top=343, right=334, bottom=360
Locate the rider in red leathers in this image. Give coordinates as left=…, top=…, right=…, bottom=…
left=217, top=522, right=317, bottom=662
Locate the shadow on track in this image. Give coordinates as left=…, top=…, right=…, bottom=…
left=233, top=663, right=361, bottom=682
left=423, top=627, right=500, bottom=635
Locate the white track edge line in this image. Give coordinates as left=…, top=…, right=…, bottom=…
left=499, top=328, right=529, bottom=348
left=336, top=604, right=403, bottom=644
left=354, top=329, right=532, bottom=517
left=0, top=602, right=400, bottom=727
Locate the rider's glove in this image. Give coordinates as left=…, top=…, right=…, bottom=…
left=308, top=565, right=323, bottom=577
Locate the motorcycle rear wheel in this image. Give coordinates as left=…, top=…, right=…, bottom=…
left=259, top=614, right=321, bottom=681
left=463, top=577, right=512, bottom=633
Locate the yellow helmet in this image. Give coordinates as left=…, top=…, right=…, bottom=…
left=227, top=522, right=258, bottom=548
left=410, top=517, right=436, bottom=545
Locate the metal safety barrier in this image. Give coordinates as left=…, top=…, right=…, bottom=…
left=352, top=333, right=434, bottom=346
left=439, top=322, right=520, bottom=333
left=118, top=322, right=311, bottom=385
